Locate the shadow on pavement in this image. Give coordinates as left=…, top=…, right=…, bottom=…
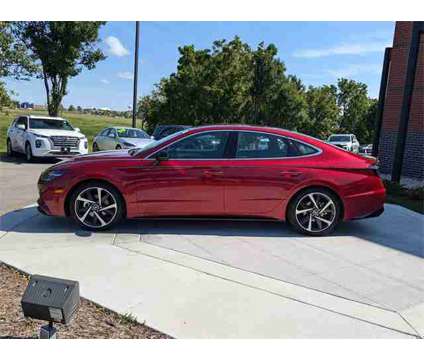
left=0, top=204, right=422, bottom=258
left=0, top=152, right=61, bottom=165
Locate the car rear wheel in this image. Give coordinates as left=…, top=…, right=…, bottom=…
left=6, top=138, right=15, bottom=157
left=70, top=182, right=124, bottom=231
left=92, top=142, right=99, bottom=152
left=115, top=144, right=122, bottom=150
left=287, top=188, right=341, bottom=236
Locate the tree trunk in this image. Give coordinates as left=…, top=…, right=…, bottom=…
left=46, top=76, right=66, bottom=116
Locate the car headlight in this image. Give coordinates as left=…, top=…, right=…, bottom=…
left=40, top=169, right=66, bottom=182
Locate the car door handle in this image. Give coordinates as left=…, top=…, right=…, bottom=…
left=280, top=170, right=302, bottom=178
left=203, top=170, right=224, bottom=177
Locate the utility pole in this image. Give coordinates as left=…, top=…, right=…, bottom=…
left=132, top=21, right=140, bottom=128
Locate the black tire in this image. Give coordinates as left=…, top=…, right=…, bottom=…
left=69, top=181, right=124, bottom=231
left=115, top=144, right=122, bottom=150
left=6, top=138, right=15, bottom=157
left=92, top=142, right=99, bottom=152
left=287, top=187, right=341, bottom=236
left=25, top=142, right=34, bottom=162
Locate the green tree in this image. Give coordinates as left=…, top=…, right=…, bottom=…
left=68, top=104, right=76, bottom=112
left=13, top=21, right=106, bottom=116
left=138, top=37, right=309, bottom=133
left=336, top=78, right=370, bottom=140
left=0, top=81, right=14, bottom=111
left=0, top=21, right=37, bottom=79
left=304, top=85, right=339, bottom=139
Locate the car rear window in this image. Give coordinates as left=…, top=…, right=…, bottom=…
left=235, top=132, right=319, bottom=158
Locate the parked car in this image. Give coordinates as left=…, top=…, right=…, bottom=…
left=327, top=134, right=360, bottom=153
left=37, top=125, right=385, bottom=236
left=359, top=144, right=373, bottom=156
left=152, top=124, right=191, bottom=140
left=92, top=127, right=154, bottom=151
left=6, top=115, right=88, bottom=161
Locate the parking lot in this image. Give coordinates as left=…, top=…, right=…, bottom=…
left=0, top=156, right=423, bottom=338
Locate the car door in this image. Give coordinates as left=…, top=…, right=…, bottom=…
left=14, top=116, right=28, bottom=152
left=223, top=131, right=318, bottom=219
left=135, top=131, right=231, bottom=216
left=105, top=128, right=118, bottom=150
left=96, top=128, right=110, bottom=150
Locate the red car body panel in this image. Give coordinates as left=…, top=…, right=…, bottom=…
left=38, top=125, right=385, bottom=222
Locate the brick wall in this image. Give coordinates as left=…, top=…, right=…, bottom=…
left=401, top=32, right=424, bottom=180
left=377, top=22, right=424, bottom=184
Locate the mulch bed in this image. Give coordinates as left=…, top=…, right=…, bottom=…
left=0, top=263, right=171, bottom=339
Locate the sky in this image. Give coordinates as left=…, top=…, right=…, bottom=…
left=4, top=21, right=395, bottom=111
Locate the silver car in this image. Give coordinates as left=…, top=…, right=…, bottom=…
left=92, top=127, right=155, bottom=151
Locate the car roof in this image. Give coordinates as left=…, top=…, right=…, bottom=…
left=112, top=126, right=144, bottom=130
left=329, top=133, right=354, bottom=136
left=26, top=115, right=66, bottom=121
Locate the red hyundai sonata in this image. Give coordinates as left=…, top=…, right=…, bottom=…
left=37, top=125, right=385, bottom=236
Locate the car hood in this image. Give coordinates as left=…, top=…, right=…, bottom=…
left=120, top=137, right=155, bottom=148
left=28, top=129, right=86, bottom=138
left=329, top=141, right=351, bottom=146
left=73, top=149, right=131, bottom=161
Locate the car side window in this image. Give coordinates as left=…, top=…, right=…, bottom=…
left=108, top=129, right=117, bottom=138
left=235, top=132, right=318, bottom=158
left=16, top=117, right=27, bottom=129
left=164, top=131, right=230, bottom=159
left=100, top=128, right=110, bottom=136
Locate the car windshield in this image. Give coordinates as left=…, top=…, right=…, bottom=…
left=29, top=118, right=74, bottom=131
left=116, top=128, right=149, bottom=139
left=129, top=129, right=190, bottom=156
left=329, top=135, right=351, bottom=142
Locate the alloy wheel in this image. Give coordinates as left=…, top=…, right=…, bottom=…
left=74, top=187, right=118, bottom=228
left=295, top=192, right=336, bottom=233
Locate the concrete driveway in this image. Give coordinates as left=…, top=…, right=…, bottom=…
left=0, top=202, right=423, bottom=338
left=0, top=156, right=57, bottom=215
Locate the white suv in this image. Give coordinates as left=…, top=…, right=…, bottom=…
left=327, top=134, right=360, bottom=153
left=6, top=115, right=88, bottom=161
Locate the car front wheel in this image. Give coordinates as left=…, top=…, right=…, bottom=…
left=287, top=188, right=341, bottom=236
left=7, top=138, right=15, bottom=157
left=70, top=182, right=124, bottom=231
left=25, top=142, right=34, bottom=162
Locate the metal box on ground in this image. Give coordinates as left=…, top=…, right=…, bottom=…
left=21, top=274, right=80, bottom=325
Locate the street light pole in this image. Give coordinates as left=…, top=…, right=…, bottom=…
left=132, top=21, right=140, bottom=128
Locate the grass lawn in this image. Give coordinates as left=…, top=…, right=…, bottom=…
left=0, top=109, right=144, bottom=153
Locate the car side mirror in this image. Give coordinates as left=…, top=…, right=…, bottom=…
left=154, top=151, right=169, bottom=164
left=75, top=127, right=81, bottom=132
left=150, top=136, right=155, bottom=140
left=17, top=124, right=26, bottom=130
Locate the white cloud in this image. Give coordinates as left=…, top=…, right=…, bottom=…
left=293, top=41, right=390, bottom=58
left=327, top=64, right=381, bottom=78
left=100, top=79, right=110, bottom=84
left=117, top=71, right=133, bottom=80
left=105, top=36, right=130, bottom=57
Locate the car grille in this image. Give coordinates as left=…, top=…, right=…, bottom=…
left=50, top=136, right=80, bottom=148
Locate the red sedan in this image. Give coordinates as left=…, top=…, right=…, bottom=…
left=37, top=125, right=385, bottom=236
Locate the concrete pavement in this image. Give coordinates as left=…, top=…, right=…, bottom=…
left=0, top=156, right=56, bottom=215
left=0, top=203, right=423, bottom=338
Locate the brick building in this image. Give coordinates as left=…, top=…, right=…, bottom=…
left=373, top=21, right=424, bottom=188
